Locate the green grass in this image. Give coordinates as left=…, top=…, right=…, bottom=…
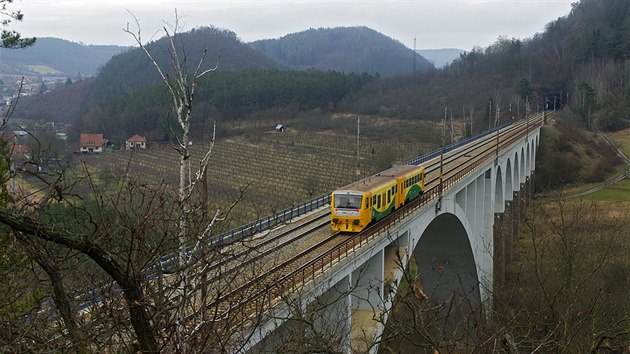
left=584, top=178, right=630, bottom=201
left=615, top=139, right=630, bottom=157
left=586, top=129, right=630, bottom=201
left=25, top=64, right=62, bottom=75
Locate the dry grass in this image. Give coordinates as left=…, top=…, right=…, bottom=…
left=501, top=197, right=630, bottom=352
left=610, top=127, right=630, bottom=157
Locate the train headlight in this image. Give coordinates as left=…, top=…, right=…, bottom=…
left=332, top=218, right=339, bottom=224
left=353, top=220, right=360, bottom=225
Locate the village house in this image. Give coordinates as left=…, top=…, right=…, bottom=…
left=125, top=134, right=147, bottom=150
left=79, top=133, right=105, bottom=153
left=9, top=144, right=29, bottom=159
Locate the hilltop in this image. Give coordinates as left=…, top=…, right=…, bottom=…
left=0, top=37, right=127, bottom=78
left=340, top=0, right=630, bottom=127
left=13, top=0, right=630, bottom=150
left=90, top=26, right=283, bottom=102
left=11, top=26, right=284, bottom=124
left=250, top=26, right=433, bottom=77
left=13, top=25, right=431, bottom=126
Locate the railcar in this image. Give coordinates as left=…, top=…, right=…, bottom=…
left=331, top=164, right=424, bottom=233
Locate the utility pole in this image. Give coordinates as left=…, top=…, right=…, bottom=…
left=526, top=95, right=529, bottom=117
left=488, top=100, right=492, bottom=130
left=356, top=116, right=360, bottom=176
left=450, top=112, right=454, bottom=144
left=413, top=34, right=417, bottom=74
left=443, top=107, right=447, bottom=148
left=496, top=101, right=500, bottom=127
left=463, top=106, right=467, bottom=138
left=495, top=102, right=500, bottom=162
left=438, top=107, right=446, bottom=212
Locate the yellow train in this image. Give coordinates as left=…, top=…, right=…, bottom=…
left=331, top=164, right=425, bottom=233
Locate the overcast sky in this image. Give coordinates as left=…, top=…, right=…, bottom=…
left=12, top=0, right=574, bottom=51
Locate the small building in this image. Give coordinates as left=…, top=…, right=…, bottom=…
left=275, top=124, right=286, bottom=133
left=9, top=144, right=29, bottom=159
left=126, top=134, right=147, bottom=150
left=79, top=133, right=105, bottom=153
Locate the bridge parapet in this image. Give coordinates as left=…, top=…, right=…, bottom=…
left=241, top=114, right=545, bottom=353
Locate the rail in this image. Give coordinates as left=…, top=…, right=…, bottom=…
left=43, top=113, right=544, bottom=319
left=274, top=114, right=544, bottom=293
left=216, top=194, right=331, bottom=244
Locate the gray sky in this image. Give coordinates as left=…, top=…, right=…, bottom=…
left=12, top=0, right=574, bottom=51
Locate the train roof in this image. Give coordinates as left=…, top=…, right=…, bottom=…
left=333, top=164, right=423, bottom=194
left=334, top=175, right=393, bottom=194
left=378, top=164, right=423, bottom=177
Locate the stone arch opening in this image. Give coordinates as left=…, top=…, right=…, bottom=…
left=526, top=142, right=531, bottom=175
left=532, top=136, right=538, bottom=170
left=505, top=158, right=513, bottom=198
left=520, top=147, right=526, bottom=182
left=413, top=213, right=482, bottom=331
left=514, top=152, right=520, bottom=189
left=495, top=166, right=504, bottom=212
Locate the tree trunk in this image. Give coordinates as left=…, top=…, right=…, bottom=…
left=16, top=233, right=88, bottom=352
left=0, top=208, right=159, bottom=353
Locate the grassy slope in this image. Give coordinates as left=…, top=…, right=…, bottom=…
left=24, top=65, right=62, bottom=75
left=502, top=125, right=630, bottom=352
left=585, top=128, right=630, bottom=201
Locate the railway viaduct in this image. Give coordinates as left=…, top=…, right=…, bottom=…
left=241, top=114, right=544, bottom=353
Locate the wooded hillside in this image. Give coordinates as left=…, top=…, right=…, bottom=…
left=73, top=70, right=375, bottom=144
left=250, top=26, right=433, bottom=77
left=13, top=0, right=630, bottom=148
left=0, top=37, right=127, bottom=77
left=90, top=26, right=283, bottom=102
left=340, top=0, right=630, bottom=131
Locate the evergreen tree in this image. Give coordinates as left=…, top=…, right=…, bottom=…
left=0, top=0, right=35, bottom=48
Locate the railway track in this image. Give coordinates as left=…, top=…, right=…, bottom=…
left=26, top=113, right=547, bottom=353
left=206, top=231, right=346, bottom=320
left=189, top=113, right=546, bottom=333
left=203, top=211, right=331, bottom=285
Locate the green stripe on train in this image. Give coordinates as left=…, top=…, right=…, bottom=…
left=372, top=198, right=396, bottom=222
left=405, top=185, right=422, bottom=203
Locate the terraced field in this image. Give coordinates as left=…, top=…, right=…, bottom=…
left=79, top=137, right=360, bottom=226
left=75, top=114, right=442, bottom=228
left=261, top=130, right=433, bottom=161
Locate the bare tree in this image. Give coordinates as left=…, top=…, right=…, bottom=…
left=493, top=198, right=630, bottom=352
left=0, top=10, right=228, bottom=352
left=123, top=10, right=221, bottom=351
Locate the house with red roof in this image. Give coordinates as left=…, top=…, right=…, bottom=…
left=9, top=144, right=29, bottom=159
left=126, top=134, right=147, bottom=150
left=80, top=133, right=104, bottom=153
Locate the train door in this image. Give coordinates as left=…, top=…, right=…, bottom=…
left=396, top=178, right=405, bottom=208
left=420, top=167, right=425, bottom=192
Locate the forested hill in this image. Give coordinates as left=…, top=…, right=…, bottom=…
left=90, top=26, right=283, bottom=102
left=19, top=0, right=630, bottom=135
left=0, top=37, right=127, bottom=77
left=14, top=78, right=96, bottom=123
left=340, top=0, right=630, bottom=128
left=250, top=26, right=433, bottom=77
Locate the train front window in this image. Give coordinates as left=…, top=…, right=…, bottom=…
left=334, top=194, right=363, bottom=209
